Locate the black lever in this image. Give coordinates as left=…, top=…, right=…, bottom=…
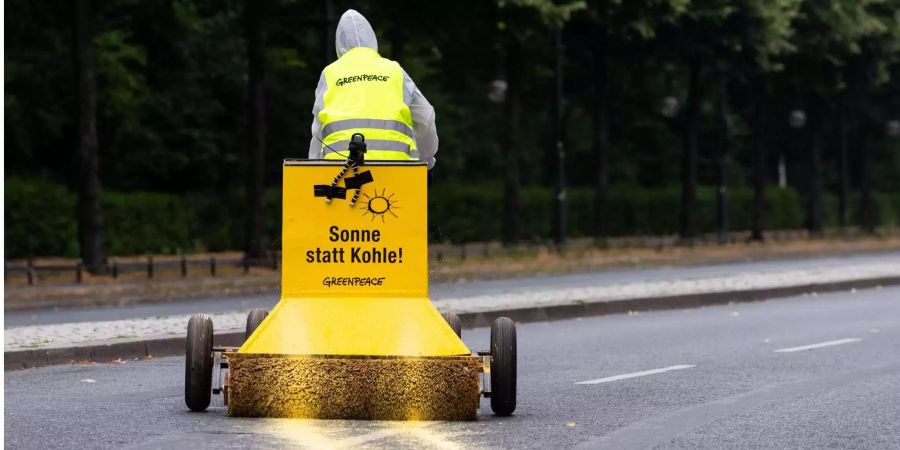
left=318, top=133, right=372, bottom=205
left=348, top=133, right=367, bottom=165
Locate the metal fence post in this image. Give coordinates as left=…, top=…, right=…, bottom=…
left=76, top=261, right=83, bottom=283
left=147, top=256, right=154, bottom=279
left=26, top=259, right=34, bottom=286
left=112, top=260, right=119, bottom=278
left=210, top=257, right=216, bottom=277
left=181, top=255, right=187, bottom=278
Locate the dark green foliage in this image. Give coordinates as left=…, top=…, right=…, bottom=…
left=11, top=178, right=871, bottom=258
left=4, top=178, right=80, bottom=258
left=100, top=191, right=193, bottom=255
left=6, top=0, right=900, bottom=258
left=428, top=182, right=814, bottom=243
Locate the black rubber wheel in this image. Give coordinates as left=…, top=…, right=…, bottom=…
left=490, top=316, right=517, bottom=416
left=245, top=308, right=269, bottom=341
left=441, top=312, right=462, bottom=338
left=185, top=314, right=214, bottom=412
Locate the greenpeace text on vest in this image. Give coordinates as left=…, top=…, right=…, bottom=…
left=335, top=74, right=390, bottom=87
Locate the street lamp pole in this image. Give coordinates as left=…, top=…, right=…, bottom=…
left=553, top=26, right=567, bottom=246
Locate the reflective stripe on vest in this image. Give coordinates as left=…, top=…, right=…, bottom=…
left=323, top=140, right=419, bottom=161
left=318, top=47, right=416, bottom=161
left=322, top=119, right=414, bottom=141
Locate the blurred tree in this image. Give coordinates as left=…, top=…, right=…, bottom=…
left=580, top=0, right=688, bottom=240
left=244, top=0, right=268, bottom=259
left=495, top=0, right=585, bottom=245
left=502, top=22, right=524, bottom=247
left=7, top=0, right=900, bottom=258
left=783, top=0, right=900, bottom=234
left=74, top=0, right=107, bottom=273
left=664, top=0, right=800, bottom=242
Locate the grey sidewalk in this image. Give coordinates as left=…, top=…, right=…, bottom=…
left=6, top=251, right=900, bottom=370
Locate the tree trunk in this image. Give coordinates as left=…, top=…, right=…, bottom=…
left=389, top=16, right=404, bottom=61
left=859, top=121, right=875, bottom=233
left=321, top=0, right=334, bottom=65
left=74, top=0, right=106, bottom=274
left=848, top=55, right=875, bottom=234
left=591, top=24, right=610, bottom=240
left=807, top=123, right=824, bottom=235
left=552, top=27, right=567, bottom=246
left=679, top=57, right=702, bottom=243
left=838, top=99, right=850, bottom=229
left=244, top=0, right=268, bottom=259
left=806, top=97, right=824, bottom=236
left=716, top=75, right=730, bottom=244
left=750, top=78, right=767, bottom=241
left=502, top=39, right=521, bottom=247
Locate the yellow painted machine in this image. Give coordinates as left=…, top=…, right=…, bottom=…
left=184, top=135, right=517, bottom=420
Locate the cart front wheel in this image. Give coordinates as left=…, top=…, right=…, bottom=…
left=185, top=314, right=214, bottom=412
left=245, top=309, right=269, bottom=341
left=441, top=312, right=462, bottom=338
left=490, top=317, right=517, bottom=416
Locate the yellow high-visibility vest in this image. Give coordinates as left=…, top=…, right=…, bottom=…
left=319, top=47, right=416, bottom=161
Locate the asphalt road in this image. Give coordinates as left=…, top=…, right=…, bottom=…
left=6, top=285, right=900, bottom=449
left=6, top=250, right=900, bottom=327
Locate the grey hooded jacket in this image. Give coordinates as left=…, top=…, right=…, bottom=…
left=308, top=9, right=439, bottom=168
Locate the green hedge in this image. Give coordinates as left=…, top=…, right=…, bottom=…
left=4, top=178, right=278, bottom=258
left=5, top=178, right=79, bottom=258
left=5, top=177, right=899, bottom=258
left=427, top=183, right=807, bottom=242
left=5, top=178, right=202, bottom=257
left=101, top=191, right=192, bottom=255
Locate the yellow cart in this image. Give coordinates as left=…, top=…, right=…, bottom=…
left=184, top=145, right=516, bottom=420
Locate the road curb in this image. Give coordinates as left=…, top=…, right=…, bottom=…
left=458, top=275, right=900, bottom=328
left=5, top=331, right=244, bottom=371
left=6, top=275, right=900, bottom=371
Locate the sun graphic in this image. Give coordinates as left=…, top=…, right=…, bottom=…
left=359, top=188, right=399, bottom=222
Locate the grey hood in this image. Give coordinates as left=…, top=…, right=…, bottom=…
left=335, top=9, right=378, bottom=58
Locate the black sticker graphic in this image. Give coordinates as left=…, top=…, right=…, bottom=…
left=314, top=185, right=347, bottom=199
left=345, top=171, right=374, bottom=189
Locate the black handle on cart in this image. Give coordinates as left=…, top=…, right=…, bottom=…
left=348, top=133, right=367, bottom=165
left=314, top=133, right=373, bottom=205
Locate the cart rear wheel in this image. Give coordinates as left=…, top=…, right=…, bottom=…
left=441, top=312, right=462, bottom=338
left=490, top=317, right=517, bottom=416
left=185, top=314, right=213, bottom=412
left=245, top=309, right=269, bottom=341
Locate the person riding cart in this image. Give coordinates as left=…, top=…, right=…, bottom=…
left=309, top=9, right=439, bottom=169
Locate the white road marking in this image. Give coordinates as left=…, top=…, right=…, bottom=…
left=773, top=338, right=861, bottom=353
left=575, top=365, right=695, bottom=385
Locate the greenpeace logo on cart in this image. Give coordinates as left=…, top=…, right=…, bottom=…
left=322, top=276, right=386, bottom=287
